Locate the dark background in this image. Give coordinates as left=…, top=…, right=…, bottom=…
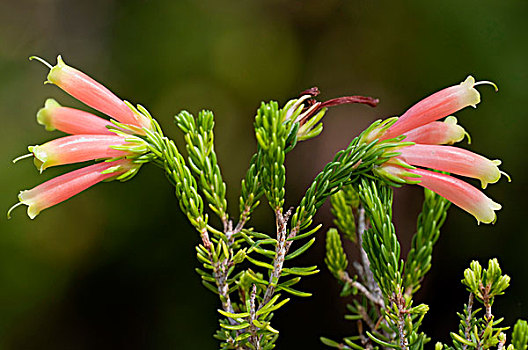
left=0, top=0, right=527, bottom=348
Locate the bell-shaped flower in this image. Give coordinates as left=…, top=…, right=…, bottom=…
left=381, top=76, right=495, bottom=140
left=409, top=168, right=501, bottom=224
left=402, top=116, right=469, bottom=145
left=33, top=55, right=151, bottom=130
left=9, top=159, right=140, bottom=219
left=28, top=135, right=141, bottom=172
left=397, top=144, right=504, bottom=189
left=37, top=98, right=115, bottom=135
left=375, top=164, right=501, bottom=224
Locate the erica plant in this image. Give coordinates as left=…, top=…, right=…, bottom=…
left=9, top=56, right=525, bottom=350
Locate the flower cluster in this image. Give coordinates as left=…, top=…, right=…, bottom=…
left=9, top=56, right=152, bottom=219
left=372, top=76, right=507, bottom=224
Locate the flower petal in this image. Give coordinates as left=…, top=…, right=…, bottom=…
left=37, top=98, right=115, bottom=135
left=29, top=135, right=132, bottom=171
left=382, top=76, right=481, bottom=140
left=398, top=144, right=503, bottom=188
left=47, top=56, right=150, bottom=129
left=407, top=168, right=501, bottom=224
left=402, top=116, right=469, bottom=145
left=17, top=160, right=135, bottom=219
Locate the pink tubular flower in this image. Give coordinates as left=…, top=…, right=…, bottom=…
left=29, top=135, right=134, bottom=172
left=37, top=98, right=115, bottom=135
left=371, top=75, right=506, bottom=224
left=39, top=55, right=151, bottom=130
left=11, top=56, right=153, bottom=219
left=397, top=144, right=502, bottom=189
left=381, top=76, right=490, bottom=141
left=9, top=160, right=138, bottom=219
left=375, top=164, right=501, bottom=224
left=406, top=168, right=501, bottom=224
left=402, top=116, right=469, bottom=145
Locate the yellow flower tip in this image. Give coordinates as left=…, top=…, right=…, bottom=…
left=441, top=116, right=470, bottom=145
left=479, top=160, right=503, bottom=189
left=47, top=55, right=68, bottom=85
left=56, top=55, right=66, bottom=67
left=444, top=116, right=458, bottom=125
left=28, top=145, right=50, bottom=172
left=17, top=191, right=41, bottom=219
left=460, top=75, right=481, bottom=108
left=44, top=97, right=61, bottom=109
left=27, top=206, right=40, bottom=219
left=475, top=199, right=502, bottom=225
left=35, top=159, right=46, bottom=174
left=491, top=200, right=502, bottom=211
left=461, top=75, right=476, bottom=87
left=36, top=98, right=61, bottom=131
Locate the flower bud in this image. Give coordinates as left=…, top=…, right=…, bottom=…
left=37, top=98, right=115, bottom=135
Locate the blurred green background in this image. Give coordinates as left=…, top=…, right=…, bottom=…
left=0, top=0, right=527, bottom=348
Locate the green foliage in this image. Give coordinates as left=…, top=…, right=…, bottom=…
left=358, top=178, right=402, bottom=297
left=462, top=259, right=511, bottom=305
left=238, top=153, right=264, bottom=226
left=113, top=93, right=518, bottom=350
left=323, top=178, right=420, bottom=349
left=512, top=320, right=528, bottom=350
left=148, top=95, right=382, bottom=349
left=290, top=118, right=406, bottom=233
left=143, top=117, right=209, bottom=234
left=253, top=101, right=292, bottom=210
left=447, top=259, right=520, bottom=350
left=175, top=110, right=228, bottom=223
left=325, top=228, right=348, bottom=280
left=164, top=95, right=405, bottom=348
left=330, top=184, right=359, bottom=242
left=322, top=179, right=522, bottom=350
left=404, top=188, right=450, bottom=294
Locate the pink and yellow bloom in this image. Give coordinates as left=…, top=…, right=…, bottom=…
left=45, top=55, right=151, bottom=129
left=406, top=169, right=502, bottom=224
left=37, top=98, right=116, bottom=135
left=402, top=116, right=469, bottom=145
left=29, top=135, right=136, bottom=172
left=11, top=160, right=137, bottom=219
left=373, top=76, right=506, bottom=224
left=10, top=55, right=150, bottom=219
left=378, top=165, right=502, bottom=224
left=381, top=76, right=486, bottom=140
left=397, top=144, right=502, bottom=189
